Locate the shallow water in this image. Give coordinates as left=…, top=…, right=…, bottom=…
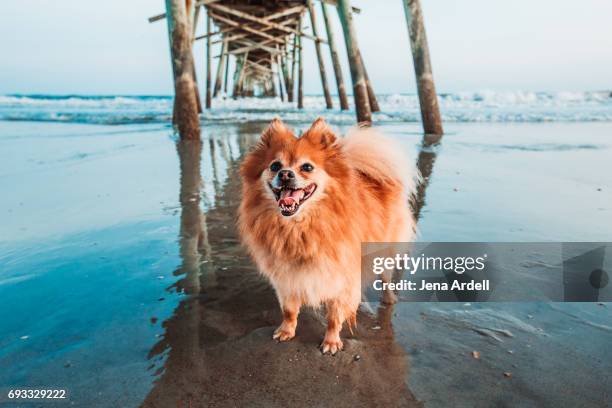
left=0, top=119, right=611, bottom=407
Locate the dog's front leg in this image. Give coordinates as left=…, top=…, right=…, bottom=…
left=272, top=295, right=300, bottom=342
left=321, top=299, right=345, bottom=355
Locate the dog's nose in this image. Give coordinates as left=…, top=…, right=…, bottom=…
left=279, top=170, right=295, bottom=181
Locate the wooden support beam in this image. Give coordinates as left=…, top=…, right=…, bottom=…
left=263, top=76, right=276, bottom=97
left=223, top=51, right=230, bottom=93
left=210, top=16, right=299, bottom=45
left=250, top=57, right=271, bottom=66
left=337, top=0, right=371, bottom=123
left=165, top=0, right=200, bottom=139
left=290, top=33, right=298, bottom=104
left=275, top=54, right=285, bottom=102
left=247, top=60, right=273, bottom=74
left=403, top=0, right=443, bottom=135
left=321, top=2, right=349, bottom=110
left=213, top=39, right=227, bottom=97
left=205, top=13, right=212, bottom=109
left=322, top=0, right=361, bottom=14
left=192, top=4, right=201, bottom=36
left=307, top=0, right=333, bottom=109
left=212, top=31, right=249, bottom=45
left=264, top=5, right=305, bottom=21
left=242, top=75, right=255, bottom=97
left=281, top=53, right=292, bottom=102
left=360, top=54, right=380, bottom=112
left=270, top=68, right=278, bottom=97
left=207, top=3, right=325, bottom=44
left=238, top=74, right=246, bottom=97
left=207, top=12, right=285, bottom=45
left=232, top=52, right=248, bottom=99
left=297, top=18, right=304, bottom=109
left=229, top=39, right=282, bottom=56
left=231, top=57, right=242, bottom=99
left=188, top=4, right=203, bottom=114
left=150, top=0, right=221, bottom=23
left=195, top=28, right=227, bottom=41
left=151, top=0, right=350, bottom=23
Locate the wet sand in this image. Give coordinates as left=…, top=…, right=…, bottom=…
left=1, top=120, right=611, bottom=407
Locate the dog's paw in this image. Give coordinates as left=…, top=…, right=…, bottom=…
left=320, top=338, right=344, bottom=355
left=273, top=326, right=295, bottom=342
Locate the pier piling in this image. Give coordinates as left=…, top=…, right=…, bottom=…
left=321, top=3, right=349, bottom=110
left=281, top=53, right=292, bottom=102
left=213, top=40, right=227, bottom=97
left=276, top=54, right=285, bottom=102
left=307, top=0, right=333, bottom=109
left=164, top=0, right=200, bottom=139
left=403, top=0, right=443, bottom=135
left=290, top=33, right=298, bottom=104
left=205, top=13, right=212, bottom=109
left=336, top=0, right=371, bottom=123
left=297, top=22, right=304, bottom=109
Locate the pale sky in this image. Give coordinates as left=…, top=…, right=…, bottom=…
left=1, top=0, right=611, bottom=95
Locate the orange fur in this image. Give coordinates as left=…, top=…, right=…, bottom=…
left=237, top=118, right=415, bottom=354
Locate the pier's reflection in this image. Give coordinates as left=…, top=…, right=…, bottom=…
left=142, top=125, right=418, bottom=407
left=176, top=139, right=211, bottom=295
left=411, top=132, right=443, bottom=220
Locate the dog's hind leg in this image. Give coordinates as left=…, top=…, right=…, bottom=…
left=273, top=294, right=301, bottom=342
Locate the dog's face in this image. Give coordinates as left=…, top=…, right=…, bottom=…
left=241, top=118, right=348, bottom=218
left=265, top=149, right=322, bottom=217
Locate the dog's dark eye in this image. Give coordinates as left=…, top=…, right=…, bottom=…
left=301, top=163, right=314, bottom=172
left=270, top=161, right=282, bottom=172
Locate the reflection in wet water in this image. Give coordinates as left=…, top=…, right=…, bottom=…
left=142, top=128, right=419, bottom=407
left=176, top=139, right=210, bottom=295
left=411, top=132, right=443, bottom=221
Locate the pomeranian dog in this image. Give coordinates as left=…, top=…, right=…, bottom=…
left=238, top=118, right=415, bottom=354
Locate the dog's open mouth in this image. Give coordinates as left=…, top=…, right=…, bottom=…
left=271, top=183, right=317, bottom=216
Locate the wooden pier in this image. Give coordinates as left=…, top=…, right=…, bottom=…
left=151, top=0, right=443, bottom=137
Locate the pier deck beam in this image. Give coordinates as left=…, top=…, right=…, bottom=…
left=165, top=0, right=200, bottom=139
left=403, top=0, right=443, bottom=135
left=307, top=0, right=333, bottom=109
left=321, top=3, right=349, bottom=110
left=336, top=0, right=371, bottom=123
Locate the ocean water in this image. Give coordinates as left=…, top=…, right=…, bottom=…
left=1, top=90, right=611, bottom=125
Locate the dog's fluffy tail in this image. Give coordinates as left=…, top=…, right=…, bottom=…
left=340, top=126, right=417, bottom=196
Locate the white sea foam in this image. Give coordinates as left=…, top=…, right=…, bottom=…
left=0, top=91, right=610, bottom=124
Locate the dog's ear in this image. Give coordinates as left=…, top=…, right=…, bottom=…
left=302, top=117, right=337, bottom=148
left=261, top=118, right=294, bottom=147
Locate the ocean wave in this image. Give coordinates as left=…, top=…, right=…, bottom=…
left=1, top=91, right=610, bottom=125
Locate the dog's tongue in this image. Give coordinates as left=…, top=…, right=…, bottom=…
left=278, top=189, right=304, bottom=206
